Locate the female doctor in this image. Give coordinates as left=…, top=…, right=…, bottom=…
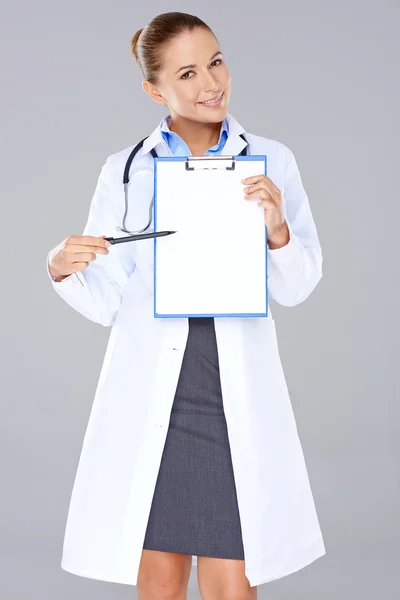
left=47, top=11, right=325, bottom=600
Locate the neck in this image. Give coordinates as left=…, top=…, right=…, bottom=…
left=168, top=115, right=223, bottom=154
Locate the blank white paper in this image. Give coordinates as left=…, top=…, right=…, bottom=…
left=154, top=156, right=267, bottom=317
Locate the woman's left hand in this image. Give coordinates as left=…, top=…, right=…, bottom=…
left=242, top=175, right=290, bottom=248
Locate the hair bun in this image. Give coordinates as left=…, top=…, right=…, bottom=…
left=131, top=28, right=144, bottom=62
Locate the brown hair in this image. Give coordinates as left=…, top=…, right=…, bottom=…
left=131, top=12, right=216, bottom=85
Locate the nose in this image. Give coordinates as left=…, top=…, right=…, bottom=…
left=202, top=68, right=220, bottom=93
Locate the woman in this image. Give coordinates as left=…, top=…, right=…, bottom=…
left=47, top=11, right=325, bottom=600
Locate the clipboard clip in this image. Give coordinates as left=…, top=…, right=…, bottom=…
left=185, top=155, right=236, bottom=171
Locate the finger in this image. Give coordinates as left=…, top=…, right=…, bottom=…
left=241, top=175, right=266, bottom=184
left=67, top=244, right=109, bottom=255
left=244, top=187, right=273, bottom=201
left=243, top=180, right=277, bottom=193
left=66, top=234, right=110, bottom=248
left=243, top=183, right=274, bottom=197
left=69, top=252, right=98, bottom=264
left=245, top=188, right=281, bottom=208
left=242, top=175, right=281, bottom=194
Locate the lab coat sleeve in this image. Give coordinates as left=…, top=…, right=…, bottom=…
left=267, top=148, right=323, bottom=307
left=46, top=157, right=135, bottom=326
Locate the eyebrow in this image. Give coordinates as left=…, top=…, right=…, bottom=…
left=174, top=51, right=223, bottom=75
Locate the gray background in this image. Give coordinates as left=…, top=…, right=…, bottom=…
left=1, top=0, right=399, bottom=598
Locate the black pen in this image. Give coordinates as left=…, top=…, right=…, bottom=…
left=104, top=231, right=176, bottom=245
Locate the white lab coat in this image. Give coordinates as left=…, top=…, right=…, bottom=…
left=47, top=113, right=326, bottom=589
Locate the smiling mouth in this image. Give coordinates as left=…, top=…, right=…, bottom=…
left=199, top=91, right=224, bottom=105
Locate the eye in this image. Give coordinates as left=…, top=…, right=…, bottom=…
left=180, top=58, right=223, bottom=80
left=181, top=70, right=194, bottom=80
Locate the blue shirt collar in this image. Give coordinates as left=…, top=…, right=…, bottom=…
left=160, top=114, right=229, bottom=156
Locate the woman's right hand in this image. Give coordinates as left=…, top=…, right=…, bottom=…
left=48, top=235, right=111, bottom=282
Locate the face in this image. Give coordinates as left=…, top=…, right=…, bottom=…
left=142, top=28, right=231, bottom=124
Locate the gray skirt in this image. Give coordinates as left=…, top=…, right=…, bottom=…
left=142, top=317, right=245, bottom=560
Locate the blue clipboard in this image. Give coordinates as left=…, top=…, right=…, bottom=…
left=153, top=154, right=268, bottom=318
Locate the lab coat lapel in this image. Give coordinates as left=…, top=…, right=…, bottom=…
left=142, top=119, right=170, bottom=156
left=224, top=113, right=249, bottom=155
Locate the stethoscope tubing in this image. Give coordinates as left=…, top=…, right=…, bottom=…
left=112, top=132, right=248, bottom=242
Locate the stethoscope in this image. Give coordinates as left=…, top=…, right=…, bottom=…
left=105, top=132, right=248, bottom=245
